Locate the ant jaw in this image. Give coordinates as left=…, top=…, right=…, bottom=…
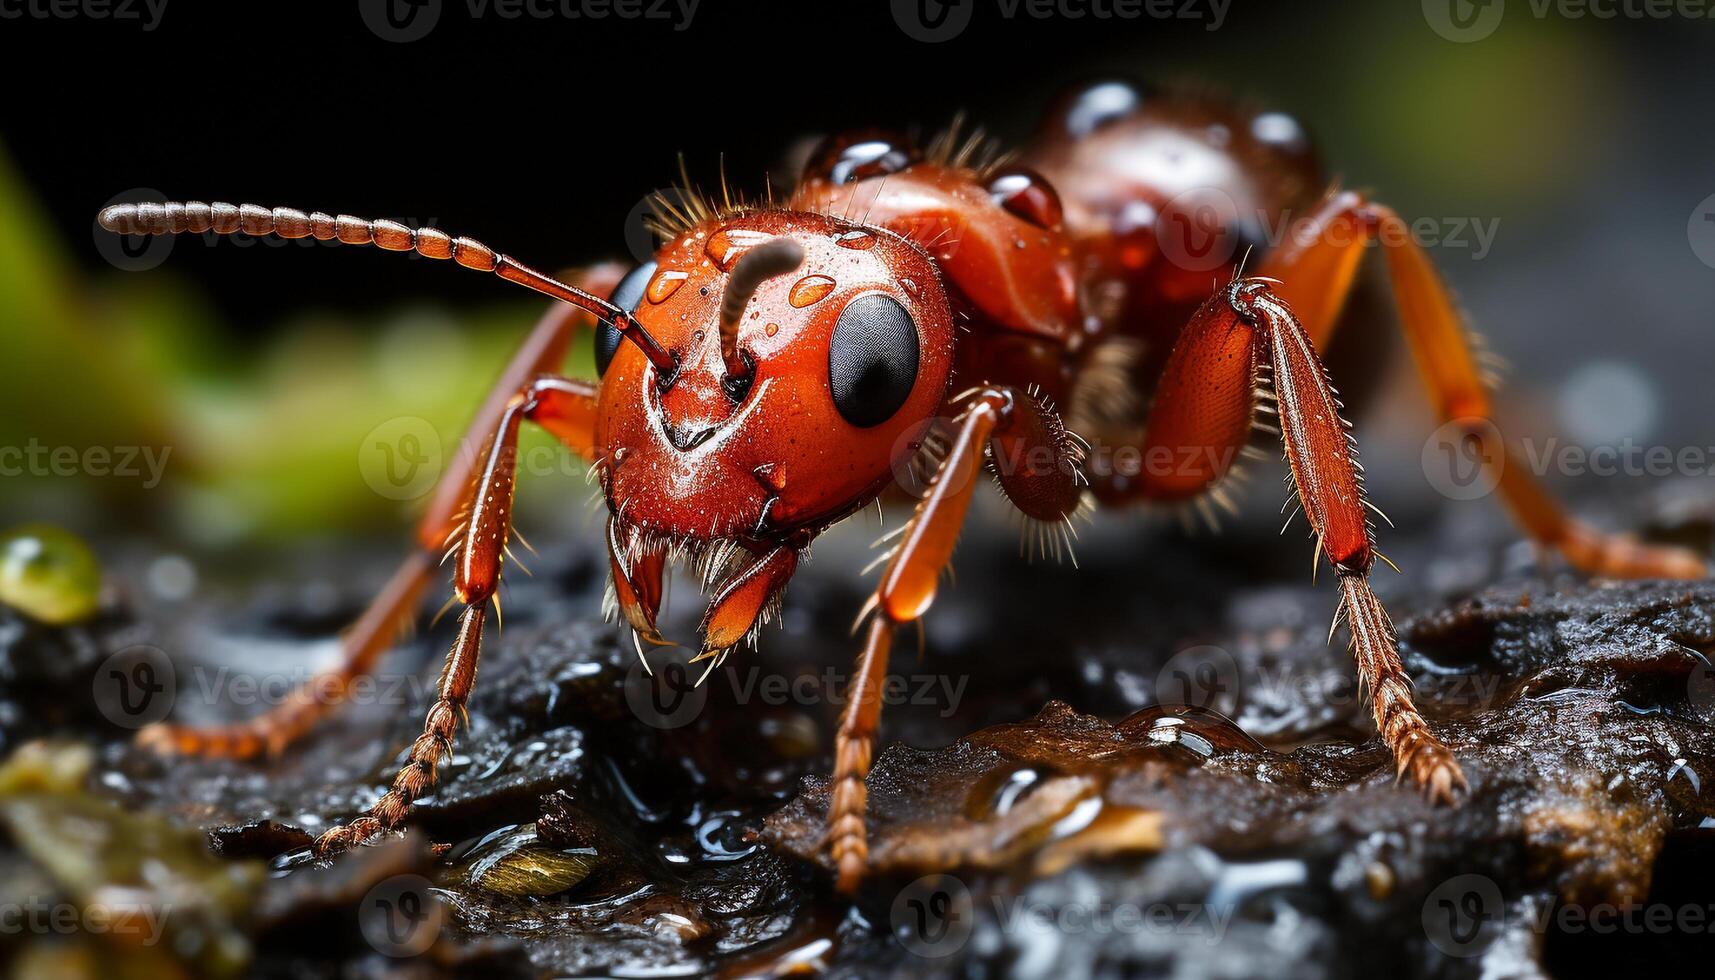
left=605, top=508, right=800, bottom=657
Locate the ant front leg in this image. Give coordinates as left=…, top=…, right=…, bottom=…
left=1260, top=191, right=1705, bottom=579
left=137, top=301, right=601, bottom=760
left=829, top=386, right=1085, bottom=893
left=1222, top=278, right=1466, bottom=801
left=316, top=374, right=599, bottom=854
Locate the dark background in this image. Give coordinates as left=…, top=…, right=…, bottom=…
left=2, top=0, right=1713, bottom=538
left=7, top=2, right=1710, bottom=316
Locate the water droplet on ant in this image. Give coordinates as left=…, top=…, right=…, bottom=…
left=788, top=275, right=835, bottom=308
left=765, top=322, right=779, bottom=337
left=898, top=277, right=921, bottom=299
left=706, top=228, right=775, bottom=271
left=1251, top=111, right=1310, bottom=157
left=646, top=268, right=688, bottom=304
left=803, top=131, right=918, bottom=186
left=1058, top=79, right=1148, bottom=138
left=987, top=168, right=1064, bottom=230
left=834, top=230, right=875, bottom=250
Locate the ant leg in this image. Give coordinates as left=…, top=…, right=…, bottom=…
left=1260, top=191, right=1705, bottom=579
left=829, top=387, right=1084, bottom=893
left=135, top=291, right=613, bottom=760
left=1226, top=278, right=1466, bottom=801
left=316, top=374, right=599, bottom=854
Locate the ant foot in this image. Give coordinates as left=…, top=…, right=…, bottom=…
left=1396, top=734, right=1468, bottom=806
left=313, top=816, right=385, bottom=857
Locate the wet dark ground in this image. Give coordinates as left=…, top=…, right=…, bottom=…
left=4, top=483, right=1715, bottom=978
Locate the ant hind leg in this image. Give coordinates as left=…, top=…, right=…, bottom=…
left=316, top=374, right=599, bottom=854
left=1260, top=190, right=1705, bottom=579
left=135, top=300, right=602, bottom=761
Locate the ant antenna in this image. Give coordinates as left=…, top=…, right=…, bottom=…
left=97, top=201, right=678, bottom=374
left=717, top=238, right=804, bottom=381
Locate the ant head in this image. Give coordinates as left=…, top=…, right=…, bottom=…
left=594, top=209, right=954, bottom=547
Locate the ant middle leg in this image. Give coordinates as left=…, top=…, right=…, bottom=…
left=828, top=386, right=1086, bottom=892
left=1259, top=190, right=1705, bottom=579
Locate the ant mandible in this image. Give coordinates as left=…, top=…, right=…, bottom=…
left=98, top=80, right=1705, bottom=893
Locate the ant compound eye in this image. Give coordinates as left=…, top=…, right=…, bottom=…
left=987, top=168, right=1064, bottom=230
left=596, top=259, right=656, bottom=376
left=829, top=294, right=919, bottom=428
left=803, top=131, right=918, bottom=187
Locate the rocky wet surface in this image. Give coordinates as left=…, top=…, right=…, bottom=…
left=1, top=491, right=1714, bottom=977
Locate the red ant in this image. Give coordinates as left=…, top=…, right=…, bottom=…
left=98, top=80, right=1705, bottom=893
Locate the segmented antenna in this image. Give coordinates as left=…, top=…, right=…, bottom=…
left=717, top=237, right=804, bottom=380
left=96, top=200, right=677, bottom=374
